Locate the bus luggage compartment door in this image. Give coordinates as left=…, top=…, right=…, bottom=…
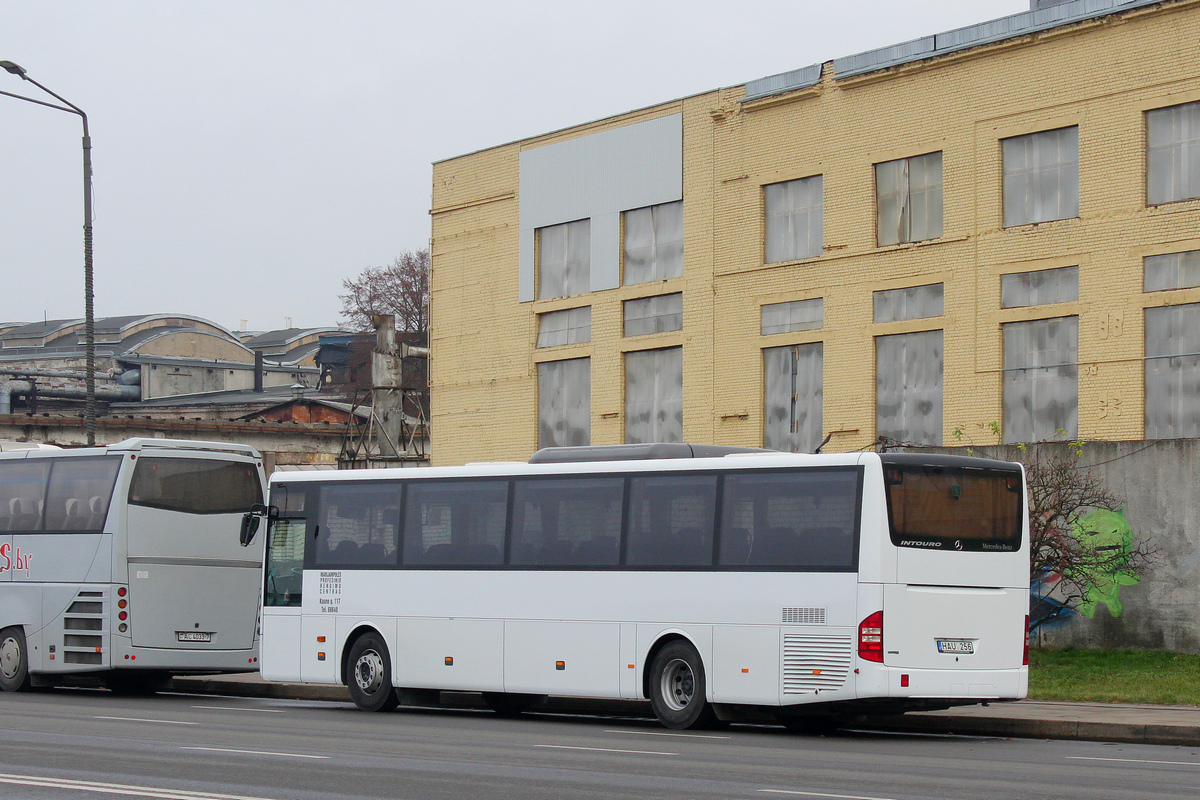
left=881, top=583, right=1026, bottom=672
left=127, top=561, right=259, bottom=650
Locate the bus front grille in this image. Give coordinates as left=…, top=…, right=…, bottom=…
left=782, top=634, right=852, bottom=694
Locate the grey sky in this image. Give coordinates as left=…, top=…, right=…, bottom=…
left=1, top=0, right=1026, bottom=333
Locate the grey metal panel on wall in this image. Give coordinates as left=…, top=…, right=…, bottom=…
left=742, top=1, right=1156, bottom=101
left=518, top=114, right=683, bottom=302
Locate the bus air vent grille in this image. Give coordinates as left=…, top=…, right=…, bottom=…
left=782, top=634, right=852, bottom=694
left=781, top=607, right=826, bottom=625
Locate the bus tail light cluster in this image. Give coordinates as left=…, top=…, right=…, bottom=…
left=858, top=610, right=883, bottom=663
left=117, top=586, right=129, bottom=633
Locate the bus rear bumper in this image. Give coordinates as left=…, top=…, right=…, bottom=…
left=858, top=664, right=1028, bottom=703
left=109, top=639, right=260, bottom=672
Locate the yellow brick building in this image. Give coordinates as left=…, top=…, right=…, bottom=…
left=430, top=0, right=1200, bottom=466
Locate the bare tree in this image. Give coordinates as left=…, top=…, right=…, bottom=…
left=1023, top=446, right=1156, bottom=631
left=339, top=248, right=429, bottom=333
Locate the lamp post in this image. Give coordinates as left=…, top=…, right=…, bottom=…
left=1, top=60, right=95, bottom=445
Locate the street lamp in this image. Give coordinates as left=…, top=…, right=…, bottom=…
left=0, top=60, right=96, bottom=445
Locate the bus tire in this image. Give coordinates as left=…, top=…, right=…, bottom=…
left=0, top=627, right=31, bottom=693
left=346, top=632, right=400, bottom=712
left=482, top=692, right=542, bottom=718
left=648, top=640, right=717, bottom=730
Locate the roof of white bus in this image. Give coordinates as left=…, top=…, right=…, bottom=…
left=269, top=451, right=874, bottom=484
left=0, top=438, right=261, bottom=460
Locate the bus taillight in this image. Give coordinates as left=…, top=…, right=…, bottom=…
left=1023, top=615, right=1030, bottom=666
left=858, top=611, right=884, bottom=663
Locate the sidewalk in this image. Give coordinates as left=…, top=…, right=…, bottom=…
left=170, top=673, right=1200, bottom=746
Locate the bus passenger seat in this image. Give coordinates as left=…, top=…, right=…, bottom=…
left=88, top=496, right=108, bottom=528
left=722, top=527, right=751, bottom=565
left=751, top=527, right=800, bottom=564
left=331, top=539, right=361, bottom=563
left=62, top=497, right=89, bottom=529
left=574, top=536, right=618, bottom=565
left=359, top=542, right=388, bottom=564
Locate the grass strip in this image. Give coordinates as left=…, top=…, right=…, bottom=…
left=1028, top=648, right=1200, bottom=705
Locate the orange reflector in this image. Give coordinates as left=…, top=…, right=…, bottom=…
left=49, top=654, right=55, bottom=660
left=445, top=657, right=453, bottom=666
left=317, top=652, right=326, bottom=661
left=741, top=668, right=749, bottom=673
left=556, top=661, right=565, bottom=670
left=813, top=669, right=821, bottom=675
left=317, top=636, right=326, bottom=643
left=627, top=664, right=635, bottom=669
left=118, top=599, right=127, bottom=609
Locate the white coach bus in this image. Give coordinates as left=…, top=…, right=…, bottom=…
left=257, top=444, right=1029, bottom=729
left=1, top=438, right=266, bottom=694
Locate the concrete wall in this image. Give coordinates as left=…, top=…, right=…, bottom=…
left=927, top=440, right=1200, bottom=654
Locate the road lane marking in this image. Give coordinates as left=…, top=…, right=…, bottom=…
left=534, top=744, right=677, bottom=756
left=760, top=790, right=905, bottom=800
left=1067, top=756, right=1200, bottom=767
left=0, top=774, right=279, bottom=800
left=190, top=705, right=287, bottom=713
left=94, top=716, right=199, bottom=726
left=182, top=746, right=330, bottom=760
left=604, top=729, right=732, bottom=739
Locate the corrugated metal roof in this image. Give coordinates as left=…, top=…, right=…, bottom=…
left=743, top=0, right=1162, bottom=102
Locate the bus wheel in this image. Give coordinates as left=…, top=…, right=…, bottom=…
left=0, top=627, right=31, bottom=692
left=482, top=692, right=542, bottom=718
left=346, top=633, right=400, bottom=712
left=648, top=640, right=717, bottom=730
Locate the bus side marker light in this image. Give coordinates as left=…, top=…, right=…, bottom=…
left=445, top=657, right=453, bottom=666
left=627, top=664, right=635, bottom=669
left=812, top=669, right=821, bottom=675
left=317, top=636, right=326, bottom=643
left=556, top=661, right=565, bottom=670
left=317, top=652, right=325, bottom=661
left=901, top=674, right=909, bottom=687
left=742, top=668, right=749, bottom=673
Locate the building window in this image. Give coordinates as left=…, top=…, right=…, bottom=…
left=537, top=218, right=590, bottom=300
left=1002, top=317, right=1078, bottom=443
left=538, top=358, right=590, bottom=448
left=764, top=343, right=823, bottom=453
left=761, top=298, right=823, bottom=335
left=1145, top=303, right=1200, bottom=439
left=875, top=330, right=943, bottom=446
left=1001, top=266, right=1079, bottom=308
left=1144, top=250, right=1200, bottom=292
left=624, top=293, right=682, bottom=337
left=875, top=152, right=942, bottom=246
left=1003, top=126, right=1079, bottom=226
left=764, top=175, right=823, bottom=263
left=625, top=347, right=682, bottom=444
left=623, top=201, right=683, bottom=284
left=536, top=307, right=591, bottom=348
left=1147, top=101, right=1200, bottom=205
left=873, top=283, right=944, bottom=323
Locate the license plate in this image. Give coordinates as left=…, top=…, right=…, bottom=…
left=937, top=638, right=974, bottom=654
left=177, top=631, right=212, bottom=642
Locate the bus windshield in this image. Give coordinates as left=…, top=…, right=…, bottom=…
left=884, top=458, right=1023, bottom=552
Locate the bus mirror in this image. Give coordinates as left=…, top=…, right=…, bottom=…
left=240, top=503, right=269, bottom=547
left=239, top=513, right=260, bottom=547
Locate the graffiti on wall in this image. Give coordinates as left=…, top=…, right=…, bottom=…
left=1030, top=507, right=1139, bottom=629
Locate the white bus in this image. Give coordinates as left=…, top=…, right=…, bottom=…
left=1, top=438, right=267, bottom=694
left=257, top=444, right=1029, bottom=729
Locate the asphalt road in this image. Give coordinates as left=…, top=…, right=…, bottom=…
left=1, top=688, right=1199, bottom=800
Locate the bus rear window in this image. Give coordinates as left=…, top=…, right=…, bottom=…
left=885, top=463, right=1023, bottom=552
left=129, top=457, right=262, bottom=514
